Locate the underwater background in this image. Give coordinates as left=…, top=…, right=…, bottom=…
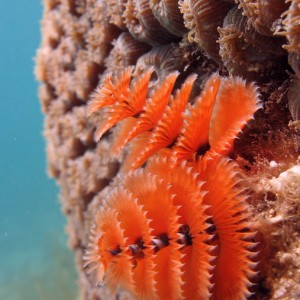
left=0, top=1, right=77, bottom=299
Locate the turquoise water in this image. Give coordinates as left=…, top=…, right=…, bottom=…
left=0, top=1, right=77, bottom=299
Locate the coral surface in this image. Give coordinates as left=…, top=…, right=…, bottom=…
left=36, top=0, right=300, bottom=299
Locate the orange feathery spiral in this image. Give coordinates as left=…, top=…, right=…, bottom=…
left=84, top=157, right=257, bottom=299
left=85, top=66, right=261, bottom=299
left=87, top=66, right=154, bottom=141
left=111, top=71, right=179, bottom=157
left=87, top=67, right=261, bottom=170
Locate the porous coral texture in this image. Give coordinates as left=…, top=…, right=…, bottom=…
left=36, top=0, right=300, bottom=299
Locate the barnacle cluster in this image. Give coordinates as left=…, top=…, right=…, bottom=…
left=36, top=0, right=300, bottom=299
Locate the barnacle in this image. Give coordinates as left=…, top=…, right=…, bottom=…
left=218, top=6, right=285, bottom=78
left=88, top=67, right=261, bottom=170
left=85, top=156, right=256, bottom=299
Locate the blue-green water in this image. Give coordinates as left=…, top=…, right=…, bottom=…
left=0, top=1, right=77, bottom=299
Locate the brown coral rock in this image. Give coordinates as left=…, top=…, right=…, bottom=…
left=36, top=0, right=299, bottom=299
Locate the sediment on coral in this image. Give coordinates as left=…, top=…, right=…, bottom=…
left=36, top=0, right=300, bottom=299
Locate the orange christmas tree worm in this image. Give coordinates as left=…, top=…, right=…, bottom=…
left=85, top=67, right=261, bottom=300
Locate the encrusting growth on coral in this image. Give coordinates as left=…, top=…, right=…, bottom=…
left=84, top=67, right=261, bottom=299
